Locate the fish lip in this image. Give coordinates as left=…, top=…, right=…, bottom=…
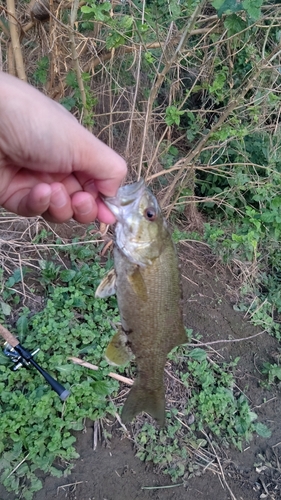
left=102, top=179, right=146, bottom=219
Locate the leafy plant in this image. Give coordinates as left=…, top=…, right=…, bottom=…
left=134, top=344, right=270, bottom=482
left=262, top=361, right=281, bottom=385
left=33, top=56, right=49, bottom=85
left=0, top=244, right=120, bottom=499
left=165, top=105, right=184, bottom=127
left=61, top=71, right=97, bottom=123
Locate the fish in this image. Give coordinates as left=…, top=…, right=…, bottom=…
left=95, top=179, right=186, bottom=426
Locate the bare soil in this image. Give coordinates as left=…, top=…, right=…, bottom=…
left=0, top=240, right=280, bottom=500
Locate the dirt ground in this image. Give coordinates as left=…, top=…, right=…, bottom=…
left=0, top=241, right=280, bottom=500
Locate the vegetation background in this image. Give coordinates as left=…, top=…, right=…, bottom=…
left=0, top=0, right=281, bottom=498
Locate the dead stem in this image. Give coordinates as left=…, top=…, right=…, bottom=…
left=188, top=330, right=266, bottom=347
left=141, top=483, right=184, bottom=490
left=201, top=430, right=237, bottom=500
left=138, top=1, right=206, bottom=179
left=69, top=0, right=90, bottom=128
left=6, top=0, right=26, bottom=80
left=69, top=357, right=134, bottom=386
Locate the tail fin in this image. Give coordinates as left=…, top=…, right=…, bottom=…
left=121, top=379, right=165, bottom=427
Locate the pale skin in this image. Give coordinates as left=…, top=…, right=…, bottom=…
left=0, top=72, right=127, bottom=224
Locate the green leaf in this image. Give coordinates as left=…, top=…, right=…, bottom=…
left=65, top=71, right=77, bottom=88
left=255, top=422, right=272, bottom=438
left=0, top=301, right=11, bottom=316
left=242, top=0, right=262, bottom=20
left=120, top=15, right=133, bottom=30
left=212, top=0, right=243, bottom=17
left=188, top=348, right=207, bottom=361
left=5, top=277, right=15, bottom=287
left=70, top=420, right=85, bottom=431
left=17, top=463, right=29, bottom=477
left=165, top=105, right=184, bottom=126
left=0, top=457, right=10, bottom=473
left=106, top=32, right=125, bottom=50
left=30, top=477, right=43, bottom=492
left=12, top=268, right=24, bottom=283
left=60, top=269, right=76, bottom=282
left=23, top=489, right=34, bottom=500
left=80, top=5, right=93, bottom=14
left=60, top=97, right=76, bottom=111
left=224, top=14, right=247, bottom=35
left=248, top=411, right=258, bottom=422
left=17, top=315, right=29, bottom=335
left=211, top=0, right=224, bottom=9
left=55, top=364, right=74, bottom=375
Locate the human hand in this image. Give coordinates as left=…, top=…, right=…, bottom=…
left=0, top=73, right=127, bottom=224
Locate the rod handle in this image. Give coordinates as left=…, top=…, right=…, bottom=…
left=0, top=324, right=19, bottom=347
left=30, top=358, right=70, bottom=401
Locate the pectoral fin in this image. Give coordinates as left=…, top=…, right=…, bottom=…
left=95, top=269, right=116, bottom=298
left=127, top=267, right=148, bottom=301
left=105, top=328, right=133, bottom=366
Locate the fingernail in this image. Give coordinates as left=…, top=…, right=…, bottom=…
left=76, top=199, right=93, bottom=215
left=40, top=194, right=51, bottom=205
left=84, top=181, right=98, bottom=198
left=51, top=187, right=68, bottom=208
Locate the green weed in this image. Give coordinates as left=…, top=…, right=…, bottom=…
left=0, top=241, right=120, bottom=499
left=60, top=71, right=97, bottom=126
left=134, top=344, right=270, bottom=482
left=262, top=361, right=281, bottom=386
left=33, top=56, right=49, bottom=85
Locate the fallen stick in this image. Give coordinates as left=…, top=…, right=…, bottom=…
left=69, top=357, right=134, bottom=386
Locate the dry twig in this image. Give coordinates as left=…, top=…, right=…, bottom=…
left=6, top=0, right=26, bottom=80
left=69, top=0, right=90, bottom=128
left=69, top=356, right=134, bottom=385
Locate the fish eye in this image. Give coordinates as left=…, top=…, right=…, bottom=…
left=144, top=207, right=157, bottom=221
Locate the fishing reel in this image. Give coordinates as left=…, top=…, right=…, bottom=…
left=2, top=340, right=70, bottom=401
left=4, top=342, right=40, bottom=370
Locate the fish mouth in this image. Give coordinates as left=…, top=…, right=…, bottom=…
left=103, top=179, right=146, bottom=219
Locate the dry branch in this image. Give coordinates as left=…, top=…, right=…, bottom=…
left=137, top=0, right=207, bottom=178
left=22, top=21, right=35, bottom=33
left=69, top=357, right=134, bottom=386
left=6, top=0, right=26, bottom=81
left=69, top=0, right=90, bottom=128
left=8, top=42, right=16, bottom=75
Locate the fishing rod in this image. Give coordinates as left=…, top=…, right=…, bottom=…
left=0, top=323, right=70, bottom=401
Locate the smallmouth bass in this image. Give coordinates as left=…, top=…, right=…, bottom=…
left=96, top=179, right=186, bottom=426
